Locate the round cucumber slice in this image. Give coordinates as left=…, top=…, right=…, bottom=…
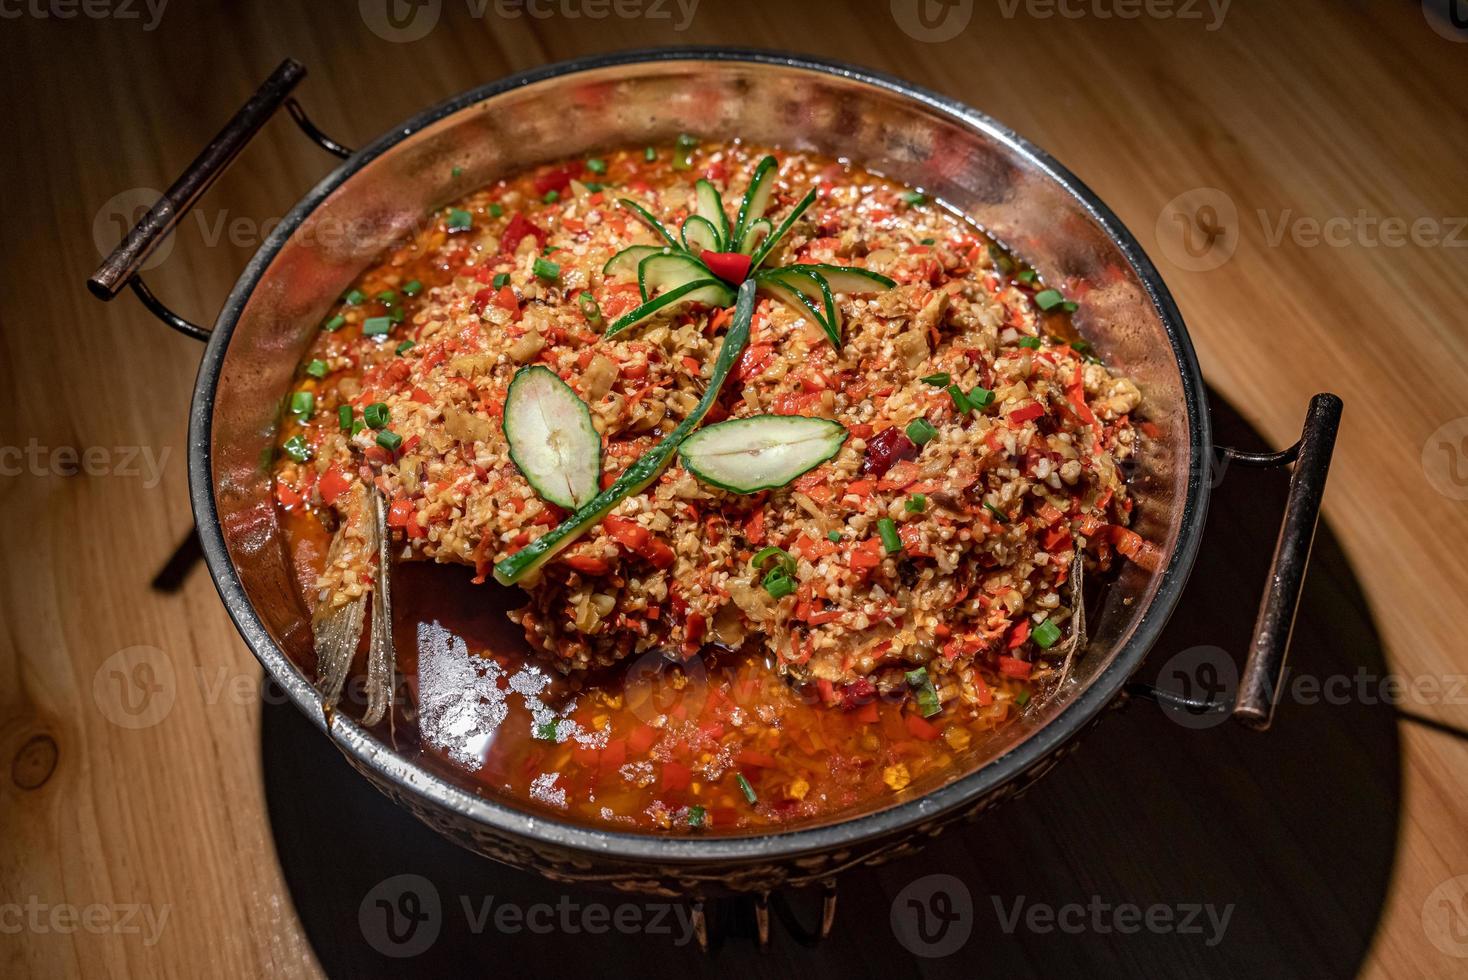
left=679, top=415, right=848, bottom=494
left=502, top=365, right=602, bottom=511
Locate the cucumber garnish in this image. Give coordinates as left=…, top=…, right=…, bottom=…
left=694, top=179, right=730, bottom=248
left=603, top=278, right=734, bottom=338
left=679, top=415, right=848, bottom=494
left=502, top=365, right=602, bottom=511
left=493, top=280, right=757, bottom=586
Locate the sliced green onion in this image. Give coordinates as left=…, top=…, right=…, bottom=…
left=376, top=289, right=397, bottom=305
left=967, top=387, right=995, bottom=410
left=920, top=237, right=936, bottom=246
left=905, top=667, right=942, bottom=717
left=1017, top=269, right=1038, bottom=284
left=1032, top=619, right=1062, bottom=649
left=395, top=340, right=416, bottom=355
left=584, top=182, right=604, bottom=192
left=492, top=272, right=510, bottom=288
left=402, top=279, right=423, bottom=297
left=675, top=133, right=699, bottom=149
left=921, top=372, right=951, bottom=387
left=338, top=405, right=353, bottom=432
left=364, top=402, right=390, bottom=430
left=751, top=545, right=795, bottom=575
left=877, top=517, right=902, bottom=554
left=343, top=289, right=365, bottom=305
left=983, top=502, right=1010, bottom=524
left=362, top=316, right=392, bottom=337
left=586, top=157, right=607, bottom=174
left=905, top=494, right=927, bottom=514
left=1015, top=689, right=1032, bottom=707
left=323, top=313, right=346, bottom=332
left=305, top=359, right=328, bottom=379
left=578, top=291, right=603, bottom=327
left=289, top=391, right=314, bottom=416
left=644, top=146, right=656, bottom=161
left=899, top=190, right=926, bottom=205
left=533, top=257, right=561, bottom=281
left=446, top=208, right=473, bottom=230
left=1062, top=301, right=1079, bottom=313
left=1017, top=336, right=1042, bottom=350
left=735, top=773, right=757, bottom=805
left=375, top=430, right=403, bottom=453
left=282, top=435, right=311, bottom=462
left=489, top=202, right=504, bottom=218
left=451, top=166, right=463, bottom=178
left=687, top=805, right=706, bottom=828
left=533, top=720, right=559, bottom=741
left=762, top=567, right=796, bottom=599
left=1034, top=288, right=1066, bottom=311
left=947, top=385, right=971, bottom=413
left=906, top=418, right=937, bottom=445
left=388, top=306, right=406, bottom=324
left=542, top=189, right=560, bottom=204
left=827, top=530, right=842, bottom=543
left=987, top=243, right=1015, bottom=275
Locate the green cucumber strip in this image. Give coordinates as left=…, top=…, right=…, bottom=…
left=755, top=268, right=841, bottom=350
left=783, top=263, right=896, bottom=293
left=680, top=215, right=722, bottom=255
left=748, top=187, right=818, bottom=270
left=738, top=218, right=772, bottom=256
left=638, top=251, right=718, bottom=301
left=694, top=179, right=730, bottom=248
left=603, top=244, right=668, bottom=279
left=604, top=278, right=734, bottom=337
left=502, top=365, right=602, bottom=511
left=679, top=415, right=847, bottom=494
left=494, top=280, right=757, bottom=585
left=732, top=155, right=778, bottom=247
left=768, top=267, right=839, bottom=336
left=617, top=198, right=678, bottom=247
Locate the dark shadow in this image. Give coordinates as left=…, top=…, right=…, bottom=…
left=262, top=390, right=1398, bottom=979
left=150, top=527, right=203, bottom=593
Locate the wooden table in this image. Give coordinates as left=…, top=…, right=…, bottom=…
left=2, top=2, right=1465, bottom=976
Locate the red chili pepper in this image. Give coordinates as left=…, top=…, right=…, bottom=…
left=563, top=554, right=610, bottom=576
left=861, top=426, right=919, bottom=477
left=905, top=713, right=943, bottom=741
left=532, top=162, right=581, bottom=196
left=1007, top=621, right=1031, bottom=648
left=698, top=249, right=752, bottom=284
left=274, top=482, right=302, bottom=509
left=386, top=496, right=414, bottom=528
left=500, top=212, right=546, bottom=252
left=998, top=655, right=1033, bottom=679
left=317, top=466, right=352, bottom=506
left=1007, top=402, right=1046, bottom=425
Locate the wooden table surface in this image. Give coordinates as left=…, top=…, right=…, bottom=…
left=2, top=1, right=1466, bottom=976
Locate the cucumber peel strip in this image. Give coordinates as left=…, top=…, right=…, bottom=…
left=617, top=198, right=678, bottom=247
left=603, top=278, right=733, bottom=338
left=494, top=279, right=757, bottom=586
left=747, top=186, right=818, bottom=268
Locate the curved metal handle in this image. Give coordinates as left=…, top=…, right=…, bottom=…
left=1231, top=393, right=1344, bottom=730
left=86, top=58, right=307, bottom=338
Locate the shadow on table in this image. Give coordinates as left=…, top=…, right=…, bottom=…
left=261, top=391, right=1398, bottom=979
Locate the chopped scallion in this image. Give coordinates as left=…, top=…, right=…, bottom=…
left=1032, top=619, right=1062, bottom=649
left=1034, top=288, right=1066, bottom=311
left=446, top=208, right=472, bottom=230
left=289, top=391, right=314, bottom=416
left=921, top=372, right=951, bottom=387
left=905, top=667, right=942, bottom=718
left=1015, top=689, right=1032, bottom=707
left=644, top=146, right=656, bottom=161
left=542, top=189, right=560, bottom=204
left=323, top=314, right=346, bottom=332
left=906, top=418, right=937, bottom=445
left=906, top=494, right=927, bottom=514
left=899, top=190, right=926, bottom=205
left=735, top=773, right=757, bottom=805
left=376, top=289, right=397, bottom=305
left=687, top=805, right=706, bottom=828
left=362, top=316, right=392, bottom=337
left=533, top=720, right=559, bottom=741
left=489, top=202, right=504, bottom=218
left=305, top=359, right=328, bottom=379
left=586, top=157, right=607, bottom=174
left=337, top=405, right=353, bottom=432
left=1017, top=269, right=1038, bottom=284
left=402, top=279, right=423, bottom=297
left=751, top=545, right=795, bottom=576
left=967, top=386, right=995, bottom=410
left=451, top=165, right=463, bottom=178
left=375, top=430, right=403, bottom=453
left=827, top=530, right=842, bottom=543
left=395, top=339, right=416, bottom=355
left=533, top=257, right=561, bottom=281
left=983, top=502, right=1010, bottom=524
left=578, top=291, right=603, bottom=327
left=947, top=385, right=971, bottom=413
left=1017, top=336, right=1042, bottom=350
left=364, top=402, right=390, bottom=430
left=762, top=567, right=796, bottom=599
left=877, top=517, right=902, bottom=554
left=282, top=435, right=311, bottom=462
left=343, top=289, right=365, bottom=305
left=492, top=272, right=510, bottom=288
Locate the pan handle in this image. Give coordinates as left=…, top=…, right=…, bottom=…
left=1229, top=392, right=1344, bottom=729
left=87, top=58, right=350, bottom=341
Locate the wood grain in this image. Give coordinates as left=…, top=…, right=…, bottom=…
left=1, top=1, right=1465, bottom=976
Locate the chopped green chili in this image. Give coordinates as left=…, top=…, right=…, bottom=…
left=489, top=202, right=504, bottom=218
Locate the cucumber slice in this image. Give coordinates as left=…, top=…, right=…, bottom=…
left=494, top=280, right=757, bottom=586
left=755, top=267, right=841, bottom=350
left=503, top=365, right=603, bottom=511
left=738, top=218, right=772, bottom=256
left=603, top=244, right=669, bottom=280
left=617, top=198, right=678, bottom=247
left=783, top=263, right=896, bottom=293
left=604, top=278, right=735, bottom=337
left=694, top=179, right=730, bottom=248
left=680, top=415, right=848, bottom=494
left=748, top=187, right=818, bottom=270
left=680, top=215, right=722, bottom=255
left=638, top=251, right=716, bottom=301
left=733, top=155, right=779, bottom=247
